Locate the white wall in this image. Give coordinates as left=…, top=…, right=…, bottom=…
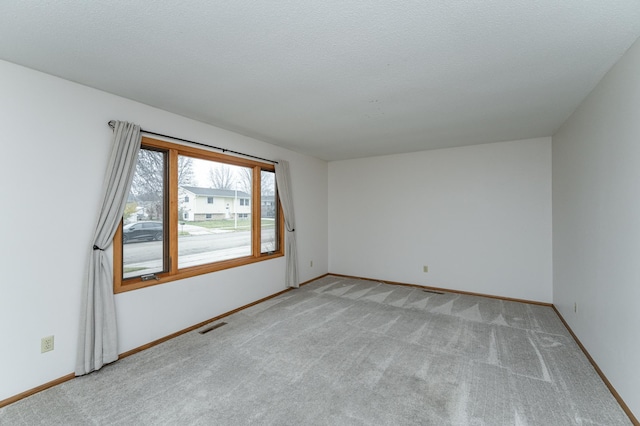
left=0, top=60, right=328, bottom=402
left=329, top=138, right=552, bottom=302
left=553, top=38, right=640, bottom=418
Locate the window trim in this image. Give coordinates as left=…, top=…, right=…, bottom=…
left=113, top=136, right=284, bottom=293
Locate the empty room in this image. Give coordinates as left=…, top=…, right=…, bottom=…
left=1, top=2, right=639, bottom=425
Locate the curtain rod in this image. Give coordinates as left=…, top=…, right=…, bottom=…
left=108, top=121, right=277, bottom=164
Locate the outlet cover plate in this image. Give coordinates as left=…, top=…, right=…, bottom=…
left=41, top=335, right=54, bottom=353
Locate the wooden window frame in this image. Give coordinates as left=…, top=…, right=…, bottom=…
left=113, top=136, right=284, bottom=293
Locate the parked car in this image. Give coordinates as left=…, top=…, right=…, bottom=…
left=122, top=221, right=163, bottom=243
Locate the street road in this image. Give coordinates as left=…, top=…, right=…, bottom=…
left=123, top=229, right=275, bottom=263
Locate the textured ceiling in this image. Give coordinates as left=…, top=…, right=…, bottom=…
left=1, top=1, right=640, bottom=161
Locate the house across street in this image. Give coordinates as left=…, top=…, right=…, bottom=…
left=180, top=186, right=251, bottom=221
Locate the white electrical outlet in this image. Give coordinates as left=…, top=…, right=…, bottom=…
left=423, top=265, right=429, bottom=273
left=41, top=335, right=54, bottom=353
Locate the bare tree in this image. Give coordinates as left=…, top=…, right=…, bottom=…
left=129, top=149, right=194, bottom=219
left=238, top=167, right=275, bottom=196
left=131, top=149, right=163, bottom=198
left=208, top=164, right=234, bottom=189
left=177, top=155, right=194, bottom=186
left=261, top=170, right=275, bottom=196
left=238, top=168, right=252, bottom=194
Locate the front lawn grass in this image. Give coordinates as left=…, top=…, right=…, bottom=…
left=189, top=219, right=275, bottom=230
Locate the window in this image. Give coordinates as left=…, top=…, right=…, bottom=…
left=114, top=136, right=283, bottom=293
left=121, top=148, right=166, bottom=280
left=260, top=170, right=278, bottom=253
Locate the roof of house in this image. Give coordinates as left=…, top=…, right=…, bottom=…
left=181, top=186, right=250, bottom=198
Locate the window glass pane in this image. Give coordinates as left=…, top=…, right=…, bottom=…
left=261, top=170, right=277, bottom=253
left=122, top=148, right=166, bottom=279
left=178, top=156, right=252, bottom=268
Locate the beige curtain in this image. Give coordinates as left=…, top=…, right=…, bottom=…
left=76, top=121, right=141, bottom=375
left=275, top=160, right=299, bottom=288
